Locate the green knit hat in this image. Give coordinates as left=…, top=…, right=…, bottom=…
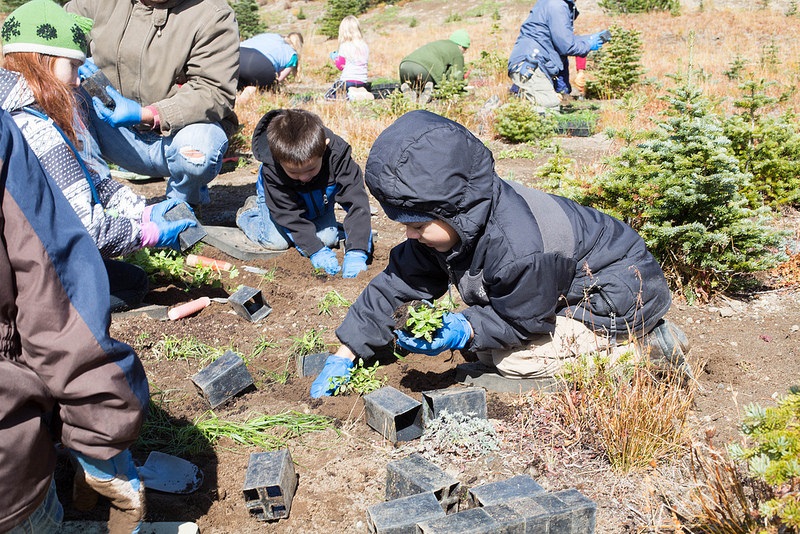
left=1, top=0, right=93, bottom=61
left=449, top=29, right=470, bottom=49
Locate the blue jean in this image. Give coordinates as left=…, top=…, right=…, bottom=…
left=6, top=478, right=63, bottom=534
left=236, top=195, right=340, bottom=254
left=83, top=104, right=228, bottom=205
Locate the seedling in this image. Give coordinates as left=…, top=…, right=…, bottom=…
left=317, top=290, right=351, bottom=316
left=393, top=298, right=456, bottom=342
left=329, top=360, right=386, bottom=396
left=289, top=329, right=326, bottom=357
left=250, top=335, right=279, bottom=359
left=125, top=248, right=237, bottom=289
left=152, top=334, right=226, bottom=366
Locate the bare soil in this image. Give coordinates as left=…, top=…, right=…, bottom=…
left=52, top=131, right=800, bottom=533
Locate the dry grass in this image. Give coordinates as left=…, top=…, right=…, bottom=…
left=237, top=0, right=800, bottom=169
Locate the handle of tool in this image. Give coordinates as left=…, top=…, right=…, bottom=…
left=168, top=297, right=211, bottom=320
left=186, top=254, right=233, bottom=272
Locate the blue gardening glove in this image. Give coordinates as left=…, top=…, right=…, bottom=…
left=342, top=250, right=368, bottom=278
left=310, top=247, right=341, bottom=275
left=310, top=354, right=355, bottom=398
left=78, top=57, right=99, bottom=80
left=395, top=312, right=472, bottom=356
left=93, top=86, right=142, bottom=127
left=588, top=32, right=605, bottom=51
left=141, top=198, right=197, bottom=250
left=71, top=449, right=144, bottom=534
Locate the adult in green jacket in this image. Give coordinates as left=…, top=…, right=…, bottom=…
left=399, top=30, right=470, bottom=100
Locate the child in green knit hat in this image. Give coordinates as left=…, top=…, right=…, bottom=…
left=1, top=0, right=92, bottom=61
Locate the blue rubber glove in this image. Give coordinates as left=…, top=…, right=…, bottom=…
left=78, top=57, right=99, bottom=80
left=588, top=33, right=605, bottom=51
left=342, top=250, right=368, bottom=278
left=141, top=198, right=197, bottom=250
left=93, top=86, right=142, bottom=127
left=310, top=354, right=355, bottom=398
left=71, top=449, right=144, bottom=534
left=310, top=247, right=341, bottom=275
left=395, top=312, right=472, bottom=356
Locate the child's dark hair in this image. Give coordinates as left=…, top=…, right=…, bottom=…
left=267, top=109, right=327, bottom=164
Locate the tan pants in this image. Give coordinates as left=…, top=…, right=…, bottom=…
left=476, top=316, right=635, bottom=379
left=510, top=69, right=562, bottom=109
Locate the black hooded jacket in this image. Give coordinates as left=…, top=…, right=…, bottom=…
left=335, top=110, right=672, bottom=360
left=251, top=110, right=373, bottom=256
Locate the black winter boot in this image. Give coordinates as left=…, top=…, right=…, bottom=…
left=641, top=319, right=693, bottom=380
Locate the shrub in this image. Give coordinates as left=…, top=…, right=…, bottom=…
left=317, top=0, right=367, bottom=39
left=494, top=100, right=555, bottom=144
left=598, top=0, right=679, bottom=14
left=559, top=351, right=694, bottom=472
left=584, top=25, right=644, bottom=100
left=724, top=389, right=800, bottom=531
left=723, top=79, right=800, bottom=208
left=431, top=75, right=467, bottom=103
left=565, top=71, right=786, bottom=301
left=230, top=0, right=266, bottom=41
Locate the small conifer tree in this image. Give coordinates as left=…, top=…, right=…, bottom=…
left=565, top=71, right=785, bottom=301
left=584, top=25, right=644, bottom=100
left=723, top=78, right=800, bottom=208
left=230, top=0, right=266, bottom=40
left=318, top=0, right=367, bottom=39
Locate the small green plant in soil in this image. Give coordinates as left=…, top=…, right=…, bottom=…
left=393, top=298, right=456, bottom=342
left=262, top=357, right=292, bottom=386
left=124, top=248, right=236, bottom=289
left=318, top=289, right=352, bottom=316
left=137, top=396, right=334, bottom=456
left=289, top=329, right=326, bottom=357
left=329, top=360, right=386, bottom=396
left=250, top=335, right=278, bottom=359
left=152, top=334, right=227, bottom=366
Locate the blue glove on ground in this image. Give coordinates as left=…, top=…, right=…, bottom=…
left=589, top=33, right=605, bottom=51
left=310, top=354, right=355, bottom=398
left=71, top=448, right=144, bottom=534
left=78, top=58, right=99, bottom=80
left=310, top=247, right=341, bottom=275
left=342, top=250, right=368, bottom=278
left=395, top=312, right=472, bottom=356
left=94, top=86, right=142, bottom=127
left=142, top=198, right=197, bottom=250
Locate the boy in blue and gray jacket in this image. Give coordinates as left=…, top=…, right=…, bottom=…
left=237, top=109, right=373, bottom=278
left=312, top=110, right=691, bottom=397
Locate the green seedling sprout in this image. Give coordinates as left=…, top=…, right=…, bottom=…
left=404, top=298, right=456, bottom=341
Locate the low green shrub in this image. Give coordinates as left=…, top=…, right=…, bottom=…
left=494, top=100, right=555, bottom=144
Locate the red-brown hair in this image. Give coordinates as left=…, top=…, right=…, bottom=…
left=3, top=52, right=81, bottom=144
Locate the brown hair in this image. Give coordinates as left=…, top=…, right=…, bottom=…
left=3, top=52, right=81, bottom=144
left=266, top=109, right=326, bottom=165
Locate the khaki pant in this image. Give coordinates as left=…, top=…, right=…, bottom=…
left=510, top=69, right=561, bottom=109
left=476, top=316, right=635, bottom=379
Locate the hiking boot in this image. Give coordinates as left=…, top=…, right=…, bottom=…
left=418, top=82, right=434, bottom=105
left=235, top=195, right=258, bottom=220
left=641, top=319, right=693, bottom=379
left=400, top=82, right=417, bottom=103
